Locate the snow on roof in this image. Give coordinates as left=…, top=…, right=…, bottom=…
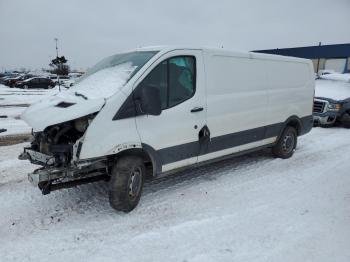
left=319, top=73, right=350, bottom=83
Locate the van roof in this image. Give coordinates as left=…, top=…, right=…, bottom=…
left=134, top=46, right=311, bottom=64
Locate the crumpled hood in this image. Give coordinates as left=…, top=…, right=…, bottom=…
left=22, top=61, right=136, bottom=131
left=21, top=92, right=106, bottom=132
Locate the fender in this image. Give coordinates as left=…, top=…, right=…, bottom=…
left=276, top=115, right=313, bottom=142
left=109, top=143, right=161, bottom=177
left=141, top=143, right=162, bottom=175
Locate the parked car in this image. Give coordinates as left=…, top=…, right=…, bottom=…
left=4, top=74, right=36, bottom=87
left=313, top=78, right=350, bottom=128
left=19, top=47, right=314, bottom=212
left=69, top=72, right=83, bottom=79
left=60, top=79, right=75, bottom=88
left=48, top=75, right=72, bottom=87
left=0, top=73, right=19, bottom=84
left=3, top=75, right=24, bottom=87
left=15, top=77, right=55, bottom=89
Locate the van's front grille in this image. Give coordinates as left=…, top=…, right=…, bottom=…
left=313, top=100, right=325, bottom=113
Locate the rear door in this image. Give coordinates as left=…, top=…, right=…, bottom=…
left=135, top=50, right=206, bottom=172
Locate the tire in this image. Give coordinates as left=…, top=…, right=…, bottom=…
left=23, top=85, right=28, bottom=89
left=109, top=156, right=145, bottom=212
left=341, top=112, right=350, bottom=129
left=272, top=126, right=297, bottom=159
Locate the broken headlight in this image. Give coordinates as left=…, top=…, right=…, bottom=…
left=327, top=103, right=342, bottom=111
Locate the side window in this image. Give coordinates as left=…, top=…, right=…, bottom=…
left=137, top=55, right=196, bottom=110
left=168, top=57, right=195, bottom=107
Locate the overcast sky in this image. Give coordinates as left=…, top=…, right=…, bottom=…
left=0, top=0, right=350, bottom=70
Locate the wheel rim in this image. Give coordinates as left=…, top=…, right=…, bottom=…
left=128, top=167, right=142, bottom=200
left=282, top=133, right=295, bottom=153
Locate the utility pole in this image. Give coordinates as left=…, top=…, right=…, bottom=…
left=54, top=38, right=59, bottom=57
left=316, top=42, right=322, bottom=76
left=54, top=37, right=61, bottom=91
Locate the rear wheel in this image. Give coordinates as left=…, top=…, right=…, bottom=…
left=272, top=126, right=297, bottom=159
left=108, top=156, right=145, bottom=212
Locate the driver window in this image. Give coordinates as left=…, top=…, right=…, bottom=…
left=139, top=60, right=167, bottom=109
left=138, top=56, right=196, bottom=110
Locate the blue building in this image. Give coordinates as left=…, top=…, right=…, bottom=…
left=254, top=43, right=350, bottom=73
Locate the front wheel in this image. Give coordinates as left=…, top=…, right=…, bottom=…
left=272, top=126, right=297, bottom=159
left=340, top=112, right=350, bottom=129
left=109, top=156, right=145, bottom=212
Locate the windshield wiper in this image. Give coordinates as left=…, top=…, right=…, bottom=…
left=75, top=92, right=88, bottom=100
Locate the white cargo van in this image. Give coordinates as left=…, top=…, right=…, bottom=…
left=19, top=47, right=314, bottom=212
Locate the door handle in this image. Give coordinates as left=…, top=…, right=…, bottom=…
left=191, top=107, right=204, bottom=113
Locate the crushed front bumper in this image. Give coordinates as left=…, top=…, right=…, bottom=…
left=19, top=147, right=55, bottom=166
left=28, top=167, right=68, bottom=187
left=19, top=148, right=109, bottom=194
left=313, top=112, right=338, bottom=126
left=27, top=166, right=108, bottom=194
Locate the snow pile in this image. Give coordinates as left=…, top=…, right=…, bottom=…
left=315, top=79, right=350, bottom=100
left=319, top=73, right=350, bottom=82
left=67, top=62, right=136, bottom=99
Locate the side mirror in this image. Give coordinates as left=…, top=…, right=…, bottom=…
left=137, top=85, right=162, bottom=116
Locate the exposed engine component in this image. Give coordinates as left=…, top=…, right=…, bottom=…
left=29, top=114, right=95, bottom=167
left=74, top=117, right=89, bottom=133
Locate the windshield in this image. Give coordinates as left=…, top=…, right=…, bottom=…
left=68, top=51, right=158, bottom=99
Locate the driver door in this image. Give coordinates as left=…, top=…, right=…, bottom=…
left=135, top=50, right=206, bottom=173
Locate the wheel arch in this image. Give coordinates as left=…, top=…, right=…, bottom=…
left=276, top=115, right=302, bottom=142
left=284, top=116, right=302, bottom=136
left=108, top=144, right=162, bottom=177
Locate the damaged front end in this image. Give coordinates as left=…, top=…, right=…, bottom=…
left=19, top=114, right=110, bottom=194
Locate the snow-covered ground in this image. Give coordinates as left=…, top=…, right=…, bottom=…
left=0, top=84, right=62, bottom=137
left=0, top=127, right=350, bottom=262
